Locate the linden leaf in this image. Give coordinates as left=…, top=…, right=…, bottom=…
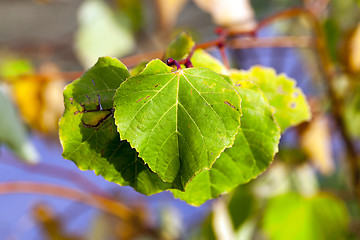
left=59, top=57, right=173, bottom=195
left=114, top=59, right=241, bottom=187
left=172, top=80, right=280, bottom=206
left=230, top=67, right=311, bottom=131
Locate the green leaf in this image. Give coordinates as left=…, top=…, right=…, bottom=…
left=263, top=192, right=349, bottom=240
left=227, top=185, right=256, bottom=230
left=165, top=32, right=195, bottom=60
left=323, top=19, right=340, bottom=63
left=114, top=59, right=241, bottom=187
left=191, top=49, right=228, bottom=74
left=230, top=67, right=311, bottom=131
left=59, top=57, right=173, bottom=195
left=172, top=79, right=280, bottom=205
left=0, top=84, right=39, bottom=164
left=0, top=58, right=34, bottom=80
left=129, top=61, right=148, bottom=76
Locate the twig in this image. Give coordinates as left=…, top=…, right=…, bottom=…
left=1, top=158, right=110, bottom=197
left=227, top=36, right=315, bottom=49
left=0, top=181, right=133, bottom=221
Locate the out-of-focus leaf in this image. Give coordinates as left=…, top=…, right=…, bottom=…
left=0, top=84, right=39, bottom=164
left=10, top=65, right=65, bottom=134
left=172, top=79, right=280, bottom=206
left=323, top=19, right=340, bottom=63
left=165, top=32, right=195, bottom=61
left=0, top=58, right=34, bottom=80
left=230, top=67, right=311, bottom=131
left=191, top=49, right=228, bottom=75
left=299, top=115, right=334, bottom=175
left=114, top=59, right=241, bottom=188
left=59, top=57, right=173, bottom=195
left=75, top=0, right=135, bottom=68
left=262, top=192, right=349, bottom=240
left=193, top=0, right=256, bottom=31
left=344, top=83, right=360, bottom=137
left=155, top=0, right=188, bottom=31
left=227, top=185, right=255, bottom=231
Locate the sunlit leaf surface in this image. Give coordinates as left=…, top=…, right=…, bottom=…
left=230, top=67, right=311, bottom=131
left=172, top=80, right=280, bottom=205
left=114, top=59, right=241, bottom=187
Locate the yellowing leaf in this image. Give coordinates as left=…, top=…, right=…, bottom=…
left=10, top=71, right=65, bottom=134
left=230, top=67, right=311, bottom=131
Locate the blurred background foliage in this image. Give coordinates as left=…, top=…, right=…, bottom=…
left=1, top=0, right=360, bottom=239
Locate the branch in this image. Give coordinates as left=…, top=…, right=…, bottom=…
left=227, top=36, right=316, bottom=49
left=297, top=8, right=360, bottom=201
left=0, top=181, right=133, bottom=221
left=1, top=158, right=110, bottom=197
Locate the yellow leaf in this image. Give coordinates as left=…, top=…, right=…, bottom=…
left=10, top=64, right=65, bottom=134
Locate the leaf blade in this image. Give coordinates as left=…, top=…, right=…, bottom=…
left=230, top=67, right=311, bottom=131
left=172, top=79, right=280, bottom=205
left=114, top=60, right=241, bottom=187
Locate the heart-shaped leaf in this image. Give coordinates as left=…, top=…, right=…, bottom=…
left=59, top=57, right=173, bottom=195
left=114, top=59, right=241, bottom=187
